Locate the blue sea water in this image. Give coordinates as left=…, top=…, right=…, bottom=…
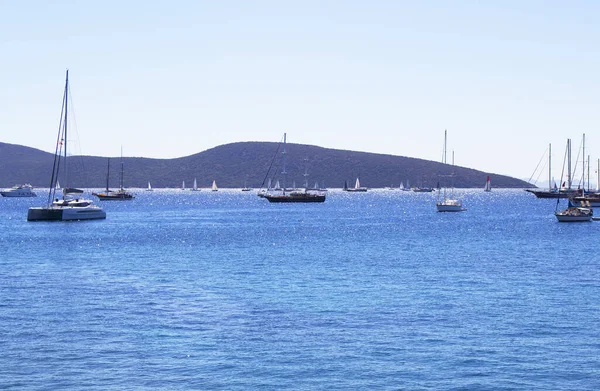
left=1, top=189, right=600, bottom=390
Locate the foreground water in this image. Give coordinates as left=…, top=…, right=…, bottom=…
left=1, top=189, right=599, bottom=390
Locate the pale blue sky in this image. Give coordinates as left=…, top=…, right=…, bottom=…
left=1, top=1, right=599, bottom=180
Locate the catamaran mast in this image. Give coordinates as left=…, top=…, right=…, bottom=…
left=64, top=70, right=69, bottom=199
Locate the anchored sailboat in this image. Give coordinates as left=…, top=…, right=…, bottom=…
left=28, top=70, right=106, bottom=221
left=344, top=177, right=368, bottom=192
left=93, top=153, right=135, bottom=200
left=263, top=133, right=326, bottom=203
left=436, top=130, right=465, bottom=212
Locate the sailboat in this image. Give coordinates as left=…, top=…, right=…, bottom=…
left=212, top=180, right=218, bottom=192
left=554, top=138, right=592, bottom=222
left=181, top=180, right=186, bottom=190
left=525, top=142, right=581, bottom=198
left=263, top=133, right=326, bottom=203
left=93, top=154, right=135, bottom=200
left=436, top=130, right=465, bottom=212
left=28, top=70, right=106, bottom=221
left=241, top=180, right=252, bottom=191
left=484, top=176, right=492, bottom=192
left=343, top=177, right=368, bottom=192
left=146, top=181, right=153, bottom=191
left=191, top=178, right=200, bottom=191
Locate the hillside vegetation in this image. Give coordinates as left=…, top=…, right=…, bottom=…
left=0, top=141, right=532, bottom=189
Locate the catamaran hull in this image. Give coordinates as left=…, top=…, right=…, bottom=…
left=27, top=207, right=107, bottom=221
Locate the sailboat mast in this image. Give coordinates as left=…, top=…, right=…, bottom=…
left=303, top=157, right=309, bottom=188
left=548, top=143, right=551, bottom=191
left=282, top=133, right=287, bottom=194
left=582, top=133, right=586, bottom=191
left=64, top=70, right=69, bottom=198
left=567, top=138, right=572, bottom=189
left=120, top=146, right=124, bottom=191
left=443, top=129, right=447, bottom=164
left=587, top=155, right=590, bottom=192
left=106, top=158, right=110, bottom=191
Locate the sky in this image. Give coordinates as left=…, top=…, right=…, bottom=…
left=1, top=1, right=599, bottom=181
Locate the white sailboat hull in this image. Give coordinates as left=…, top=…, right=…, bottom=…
left=555, top=207, right=592, bottom=222
left=436, top=200, right=465, bottom=212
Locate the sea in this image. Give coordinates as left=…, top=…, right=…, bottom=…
left=1, top=189, right=600, bottom=390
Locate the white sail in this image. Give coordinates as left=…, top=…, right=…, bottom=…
left=212, top=180, right=218, bottom=191
left=355, top=178, right=360, bottom=189
left=484, top=176, right=491, bottom=192
left=193, top=178, right=198, bottom=191
left=267, top=178, right=272, bottom=190
left=399, top=181, right=404, bottom=190
left=147, top=181, right=153, bottom=191
left=56, top=179, right=61, bottom=189
left=182, top=180, right=185, bottom=190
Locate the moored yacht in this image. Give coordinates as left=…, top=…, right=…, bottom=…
left=28, top=70, right=106, bottom=222
left=262, top=134, right=326, bottom=203
left=1, top=184, right=37, bottom=197
left=555, top=202, right=593, bottom=222
left=436, top=130, right=465, bottom=212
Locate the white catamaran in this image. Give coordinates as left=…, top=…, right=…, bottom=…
left=28, top=70, right=106, bottom=221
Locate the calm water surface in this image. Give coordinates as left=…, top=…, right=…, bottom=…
left=1, top=189, right=599, bottom=390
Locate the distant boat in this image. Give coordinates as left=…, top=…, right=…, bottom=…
left=242, top=181, right=252, bottom=191
left=555, top=200, right=593, bottom=222
left=436, top=130, right=465, bottom=212
left=263, top=133, right=326, bottom=203
left=525, top=142, right=581, bottom=199
left=412, top=186, right=434, bottom=192
left=344, top=177, right=368, bottom=192
left=93, top=156, right=135, bottom=201
left=181, top=180, right=186, bottom=190
left=212, top=180, right=218, bottom=191
left=191, top=178, right=200, bottom=191
left=146, top=181, right=153, bottom=191
left=28, top=70, right=106, bottom=221
left=484, top=176, right=491, bottom=192
left=1, top=184, right=37, bottom=197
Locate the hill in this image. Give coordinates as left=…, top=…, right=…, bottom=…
left=0, top=141, right=532, bottom=189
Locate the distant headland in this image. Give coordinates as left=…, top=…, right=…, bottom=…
left=0, top=141, right=533, bottom=189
